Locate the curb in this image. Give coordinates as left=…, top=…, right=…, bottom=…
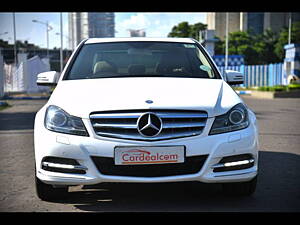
left=2, top=96, right=50, bottom=100
left=0, top=101, right=9, bottom=106
left=235, top=90, right=252, bottom=95
left=250, top=90, right=300, bottom=99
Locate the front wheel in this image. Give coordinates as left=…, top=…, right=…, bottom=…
left=222, top=176, right=257, bottom=196
left=35, top=175, right=68, bottom=201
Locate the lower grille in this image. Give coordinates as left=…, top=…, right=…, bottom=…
left=91, top=155, right=208, bottom=177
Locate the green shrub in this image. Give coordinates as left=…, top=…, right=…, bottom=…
left=257, top=84, right=300, bottom=92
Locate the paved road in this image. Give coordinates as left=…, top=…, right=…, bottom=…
left=0, top=97, right=299, bottom=212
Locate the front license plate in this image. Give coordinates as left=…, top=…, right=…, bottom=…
left=114, top=146, right=185, bottom=165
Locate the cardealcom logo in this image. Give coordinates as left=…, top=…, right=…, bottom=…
left=121, top=149, right=179, bottom=165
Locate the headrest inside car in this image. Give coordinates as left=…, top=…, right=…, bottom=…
left=128, top=64, right=146, bottom=75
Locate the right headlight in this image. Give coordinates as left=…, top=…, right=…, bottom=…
left=209, top=103, right=249, bottom=135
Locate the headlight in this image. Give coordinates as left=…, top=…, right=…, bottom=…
left=209, top=103, right=249, bottom=135
left=44, top=105, right=89, bottom=136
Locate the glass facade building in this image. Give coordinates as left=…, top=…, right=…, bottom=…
left=68, top=12, right=115, bottom=50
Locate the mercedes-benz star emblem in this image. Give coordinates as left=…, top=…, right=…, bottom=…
left=137, top=113, right=162, bottom=137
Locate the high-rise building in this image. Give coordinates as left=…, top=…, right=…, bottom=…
left=68, top=12, right=115, bottom=50
left=207, top=12, right=300, bottom=40
left=207, top=12, right=240, bottom=40
left=128, top=29, right=146, bottom=37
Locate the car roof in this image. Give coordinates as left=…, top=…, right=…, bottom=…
left=84, top=37, right=196, bottom=44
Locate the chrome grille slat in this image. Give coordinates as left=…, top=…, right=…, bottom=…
left=95, top=130, right=201, bottom=141
left=90, top=110, right=208, bottom=141
left=90, top=113, right=140, bottom=119
left=163, top=121, right=206, bottom=129
left=92, top=123, right=137, bottom=129
left=156, top=113, right=207, bottom=119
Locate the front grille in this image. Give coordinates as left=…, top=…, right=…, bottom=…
left=91, top=155, right=208, bottom=177
left=90, top=109, right=208, bottom=141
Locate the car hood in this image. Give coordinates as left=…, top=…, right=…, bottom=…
left=48, top=77, right=242, bottom=119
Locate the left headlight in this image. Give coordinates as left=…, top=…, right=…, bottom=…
left=44, top=105, right=89, bottom=136
left=209, top=103, right=249, bottom=135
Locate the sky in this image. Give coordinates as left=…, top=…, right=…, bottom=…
left=0, top=12, right=206, bottom=50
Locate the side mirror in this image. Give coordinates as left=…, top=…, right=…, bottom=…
left=225, top=70, right=244, bottom=85
left=36, top=71, right=59, bottom=86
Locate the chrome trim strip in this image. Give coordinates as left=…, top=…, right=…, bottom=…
left=92, top=119, right=204, bottom=130
left=90, top=113, right=140, bottom=119
left=95, top=130, right=202, bottom=141
left=42, top=162, right=88, bottom=171
left=90, top=112, right=208, bottom=119
left=163, top=122, right=206, bottom=129
left=213, top=171, right=256, bottom=177
left=92, top=123, right=137, bottom=129
left=156, top=113, right=207, bottom=119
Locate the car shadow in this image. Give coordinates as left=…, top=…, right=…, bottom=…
left=0, top=112, right=36, bottom=130
left=49, top=151, right=300, bottom=212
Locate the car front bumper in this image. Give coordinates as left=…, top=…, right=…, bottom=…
left=34, top=107, right=259, bottom=186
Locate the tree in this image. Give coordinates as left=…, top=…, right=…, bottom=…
left=0, top=39, right=41, bottom=50
left=168, top=22, right=207, bottom=39
left=275, top=21, right=300, bottom=61
left=214, top=29, right=283, bottom=65
left=214, top=36, right=225, bottom=55
left=190, top=22, right=207, bottom=39
left=169, top=21, right=300, bottom=65
left=168, top=22, right=190, bottom=38
left=226, top=31, right=258, bottom=64
left=254, top=29, right=281, bottom=64
left=0, top=39, right=11, bottom=48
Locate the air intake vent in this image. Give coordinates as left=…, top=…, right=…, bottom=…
left=90, top=109, right=208, bottom=141
left=91, top=155, right=208, bottom=177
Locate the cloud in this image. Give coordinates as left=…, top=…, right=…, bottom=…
left=116, top=13, right=206, bottom=37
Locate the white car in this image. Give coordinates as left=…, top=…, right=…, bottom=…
left=34, top=37, right=259, bottom=201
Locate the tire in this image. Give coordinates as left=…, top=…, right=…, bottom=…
left=35, top=175, right=68, bottom=201
left=222, top=176, right=257, bottom=196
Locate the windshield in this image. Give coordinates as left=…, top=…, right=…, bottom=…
left=65, top=41, right=220, bottom=80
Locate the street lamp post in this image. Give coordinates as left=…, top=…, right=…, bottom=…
left=32, top=19, right=53, bottom=58
left=288, top=12, right=292, bottom=45
left=56, top=31, right=73, bottom=73
left=13, top=13, right=17, bottom=66
left=225, top=12, right=229, bottom=70
left=60, top=13, right=63, bottom=72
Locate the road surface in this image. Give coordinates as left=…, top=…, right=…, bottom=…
left=0, top=96, right=299, bottom=212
